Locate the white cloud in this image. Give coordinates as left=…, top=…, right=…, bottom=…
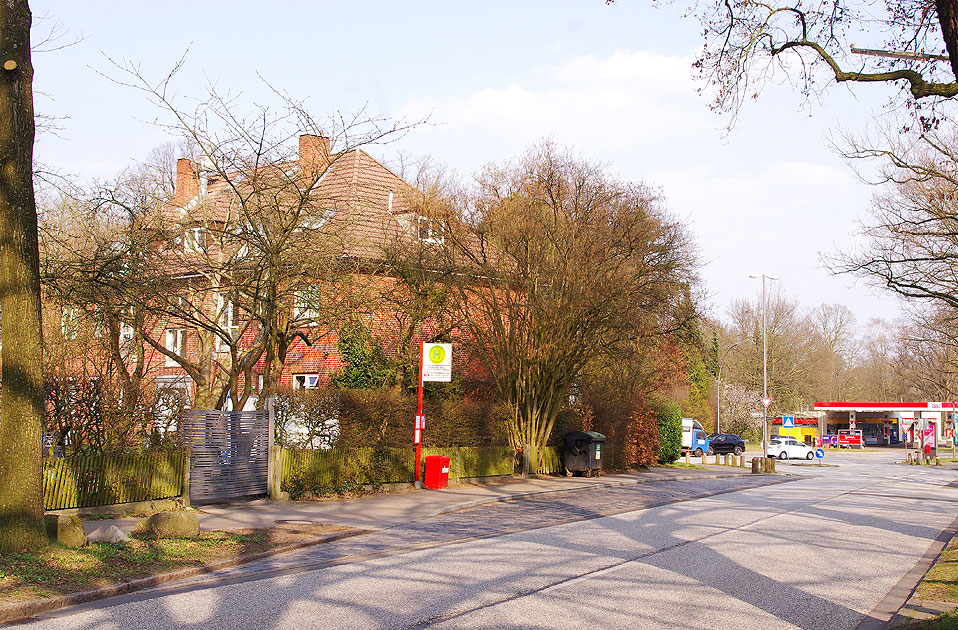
left=397, top=48, right=899, bottom=325
left=400, top=49, right=710, bottom=167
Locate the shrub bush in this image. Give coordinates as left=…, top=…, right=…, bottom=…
left=272, top=388, right=510, bottom=449
left=656, top=400, right=683, bottom=464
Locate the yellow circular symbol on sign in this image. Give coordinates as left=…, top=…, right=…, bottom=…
left=428, top=345, right=445, bottom=364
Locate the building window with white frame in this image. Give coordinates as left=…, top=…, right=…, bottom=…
left=216, top=294, right=240, bottom=351
left=61, top=306, right=80, bottom=340
left=165, top=328, right=189, bottom=367
left=418, top=216, right=444, bottom=245
left=183, top=227, right=207, bottom=253
left=293, top=373, right=320, bottom=390
left=294, top=285, right=323, bottom=322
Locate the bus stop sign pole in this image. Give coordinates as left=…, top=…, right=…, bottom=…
left=415, top=343, right=424, bottom=488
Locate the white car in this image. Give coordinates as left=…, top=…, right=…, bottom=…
left=766, top=436, right=815, bottom=460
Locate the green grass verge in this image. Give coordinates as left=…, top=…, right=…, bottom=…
left=0, top=532, right=264, bottom=604
left=916, top=539, right=958, bottom=603
left=897, top=608, right=958, bottom=629
left=0, top=522, right=348, bottom=606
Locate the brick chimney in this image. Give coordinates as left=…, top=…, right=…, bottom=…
left=299, top=134, right=331, bottom=179
left=175, top=158, right=199, bottom=202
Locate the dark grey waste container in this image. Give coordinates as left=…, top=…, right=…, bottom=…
left=562, top=430, right=606, bottom=476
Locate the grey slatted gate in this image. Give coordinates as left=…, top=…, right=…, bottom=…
left=183, top=409, right=269, bottom=504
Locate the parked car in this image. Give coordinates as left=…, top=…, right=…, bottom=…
left=766, top=436, right=815, bottom=460
left=708, top=433, right=746, bottom=455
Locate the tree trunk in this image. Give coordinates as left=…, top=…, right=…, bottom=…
left=0, top=0, right=47, bottom=551
left=938, top=0, right=958, bottom=80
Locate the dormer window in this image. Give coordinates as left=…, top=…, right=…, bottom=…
left=184, top=227, right=207, bottom=253
left=418, top=216, right=444, bottom=245
left=300, top=208, right=336, bottom=232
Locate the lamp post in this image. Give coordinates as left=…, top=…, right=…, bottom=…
left=749, top=273, right=778, bottom=459
left=716, top=340, right=747, bottom=435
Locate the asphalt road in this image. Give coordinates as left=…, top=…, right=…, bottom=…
left=19, top=452, right=958, bottom=629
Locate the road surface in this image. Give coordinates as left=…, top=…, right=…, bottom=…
left=18, top=452, right=957, bottom=629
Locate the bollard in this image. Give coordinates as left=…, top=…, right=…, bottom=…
left=751, top=457, right=761, bottom=474
left=740, top=455, right=746, bottom=468
left=685, top=451, right=690, bottom=465
left=936, top=457, right=941, bottom=466
left=702, top=453, right=707, bottom=465
left=715, top=454, right=720, bottom=465
left=906, top=452, right=912, bottom=464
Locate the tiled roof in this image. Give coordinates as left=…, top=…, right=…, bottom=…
left=163, top=145, right=423, bottom=263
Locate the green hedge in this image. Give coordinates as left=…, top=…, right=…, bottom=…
left=281, top=445, right=516, bottom=498
left=43, top=451, right=185, bottom=510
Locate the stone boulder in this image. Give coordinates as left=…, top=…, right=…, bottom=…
left=136, top=511, right=200, bottom=538
left=44, top=514, right=87, bottom=547
left=101, top=525, right=131, bottom=544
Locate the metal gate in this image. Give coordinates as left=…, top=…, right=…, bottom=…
left=182, top=409, right=269, bottom=504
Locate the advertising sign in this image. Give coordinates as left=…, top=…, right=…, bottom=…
left=838, top=430, right=863, bottom=447
left=422, top=343, right=452, bottom=382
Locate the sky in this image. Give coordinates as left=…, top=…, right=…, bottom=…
left=31, top=1, right=906, bottom=328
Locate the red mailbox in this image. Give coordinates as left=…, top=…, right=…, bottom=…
left=423, top=455, right=451, bottom=489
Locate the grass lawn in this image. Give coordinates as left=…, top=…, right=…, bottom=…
left=0, top=523, right=353, bottom=606
left=896, top=539, right=958, bottom=628
left=897, top=609, right=958, bottom=629
left=916, top=539, right=958, bottom=603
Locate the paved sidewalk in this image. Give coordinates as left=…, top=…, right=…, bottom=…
left=84, top=465, right=753, bottom=540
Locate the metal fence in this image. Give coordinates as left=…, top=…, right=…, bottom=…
left=182, top=409, right=270, bottom=504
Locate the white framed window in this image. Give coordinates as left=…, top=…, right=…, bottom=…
left=92, top=307, right=104, bottom=338
left=165, top=328, right=189, bottom=367
left=120, top=321, right=135, bottom=344
left=418, top=216, right=444, bottom=245
left=61, top=306, right=80, bottom=340
left=216, top=294, right=240, bottom=351
left=293, top=373, right=319, bottom=390
left=184, top=227, right=207, bottom=253
left=294, top=285, right=322, bottom=321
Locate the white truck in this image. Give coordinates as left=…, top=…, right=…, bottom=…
left=681, top=417, right=709, bottom=455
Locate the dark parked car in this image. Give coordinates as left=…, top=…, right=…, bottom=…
left=708, top=433, right=746, bottom=455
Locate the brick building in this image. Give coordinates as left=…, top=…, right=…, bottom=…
left=48, top=134, right=461, bottom=413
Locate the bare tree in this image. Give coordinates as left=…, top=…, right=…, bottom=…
left=82, top=59, right=421, bottom=410
left=378, top=166, right=464, bottom=389
left=681, top=0, right=958, bottom=122
left=448, top=142, right=697, bottom=471
left=0, top=0, right=46, bottom=551
left=832, top=127, right=958, bottom=310
left=724, top=291, right=820, bottom=412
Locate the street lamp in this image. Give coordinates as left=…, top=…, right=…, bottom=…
left=716, top=340, right=748, bottom=435
left=749, top=273, right=778, bottom=459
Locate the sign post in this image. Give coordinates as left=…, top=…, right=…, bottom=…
left=761, top=397, right=772, bottom=459
left=415, top=342, right=452, bottom=488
